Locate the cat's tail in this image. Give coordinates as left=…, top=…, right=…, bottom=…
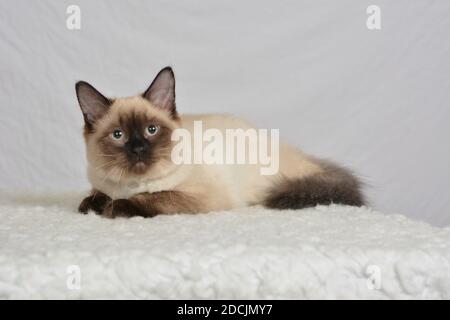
left=263, top=159, right=365, bottom=209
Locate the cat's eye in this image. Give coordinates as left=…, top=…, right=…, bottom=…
left=147, top=124, right=159, bottom=135
left=111, top=129, right=123, bottom=140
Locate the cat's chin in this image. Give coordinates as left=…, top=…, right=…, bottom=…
left=130, top=161, right=148, bottom=175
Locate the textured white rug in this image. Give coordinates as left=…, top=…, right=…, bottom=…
left=0, top=192, right=449, bottom=299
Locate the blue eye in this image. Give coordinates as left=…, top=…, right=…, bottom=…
left=112, top=129, right=123, bottom=140
left=147, top=125, right=158, bottom=135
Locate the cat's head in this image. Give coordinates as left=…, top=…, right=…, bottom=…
left=76, top=67, right=179, bottom=179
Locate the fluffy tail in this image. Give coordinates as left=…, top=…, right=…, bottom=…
left=263, top=160, right=365, bottom=209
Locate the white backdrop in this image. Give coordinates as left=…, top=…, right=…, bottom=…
left=0, top=0, right=449, bottom=225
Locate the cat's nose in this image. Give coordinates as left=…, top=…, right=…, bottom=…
left=125, top=139, right=148, bottom=158
left=132, top=145, right=145, bottom=156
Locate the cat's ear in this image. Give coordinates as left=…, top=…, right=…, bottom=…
left=143, top=67, right=176, bottom=117
left=75, top=81, right=111, bottom=128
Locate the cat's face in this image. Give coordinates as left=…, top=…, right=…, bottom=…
left=76, top=67, right=179, bottom=178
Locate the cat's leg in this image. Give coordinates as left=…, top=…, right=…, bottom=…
left=78, top=190, right=112, bottom=214
left=102, top=191, right=201, bottom=218
left=263, top=161, right=365, bottom=209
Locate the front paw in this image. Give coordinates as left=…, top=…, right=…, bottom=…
left=78, top=193, right=111, bottom=214
left=102, top=199, right=144, bottom=218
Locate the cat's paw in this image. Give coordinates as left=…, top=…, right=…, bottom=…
left=102, top=199, right=144, bottom=218
left=78, top=193, right=111, bottom=215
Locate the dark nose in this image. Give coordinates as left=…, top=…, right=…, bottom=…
left=125, top=139, right=148, bottom=158
left=132, top=145, right=145, bottom=156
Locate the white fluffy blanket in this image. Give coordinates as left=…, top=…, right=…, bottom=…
left=0, top=193, right=449, bottom=299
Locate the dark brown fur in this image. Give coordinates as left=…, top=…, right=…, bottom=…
left=79, top=189, right=200, bottom=218
left=264, top=160, right=365, bottom=209
left=75, top=81, right=112, bottom=134
left=142, top=66, right=179, bottom=120
left=95, top=110, right=174, bottom=174
left=102, top=191, right=201, bottom=218
left=78, top=190, right=111, bottom=214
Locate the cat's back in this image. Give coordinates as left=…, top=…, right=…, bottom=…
left=179, top=113, right=257, bottom=132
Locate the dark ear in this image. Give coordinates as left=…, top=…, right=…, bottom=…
left=75, top=81, right=111, bottom=129
left=143, top=67, right=176, bottom=117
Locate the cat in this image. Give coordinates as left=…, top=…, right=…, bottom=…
left=76, top=67, right=365, bottom=218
